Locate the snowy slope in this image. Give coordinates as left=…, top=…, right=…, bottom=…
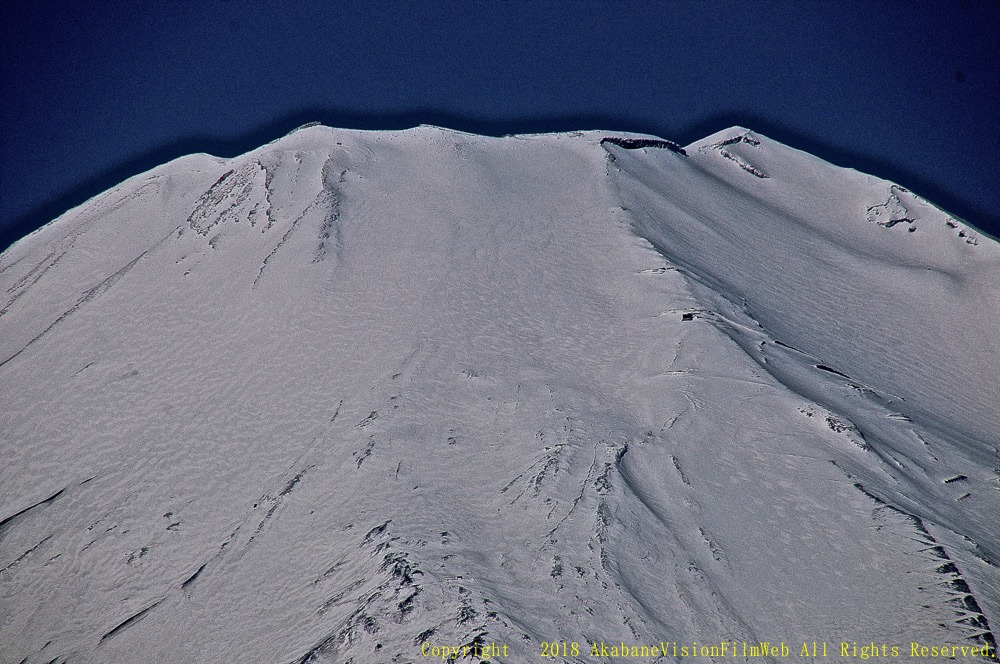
left=0, top=125, right=997, bottom=663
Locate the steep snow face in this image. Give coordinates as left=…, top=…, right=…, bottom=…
left=0, top=125, right=997, bottom=663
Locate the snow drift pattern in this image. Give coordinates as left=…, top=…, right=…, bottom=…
left=1, top=125, right=997, bottom=663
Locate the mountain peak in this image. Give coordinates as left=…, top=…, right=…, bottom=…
left=1, top=124, right=997, bottom=662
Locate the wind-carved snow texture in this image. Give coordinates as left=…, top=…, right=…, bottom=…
left=606, top=125, right=1000, bottom=654
left=0, top=124, right=998, bottom=663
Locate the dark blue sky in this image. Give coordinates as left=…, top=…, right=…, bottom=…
left=2, top=1, right=998, bottom=251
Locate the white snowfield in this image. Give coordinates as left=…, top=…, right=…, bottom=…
left=0, top=125, right=997, bottom=663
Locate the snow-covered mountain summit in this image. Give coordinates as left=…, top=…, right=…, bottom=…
left=1, top=125, right=997, bottom=663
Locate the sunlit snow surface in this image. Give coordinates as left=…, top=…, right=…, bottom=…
left=1, top=126, right=997, bottom=663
